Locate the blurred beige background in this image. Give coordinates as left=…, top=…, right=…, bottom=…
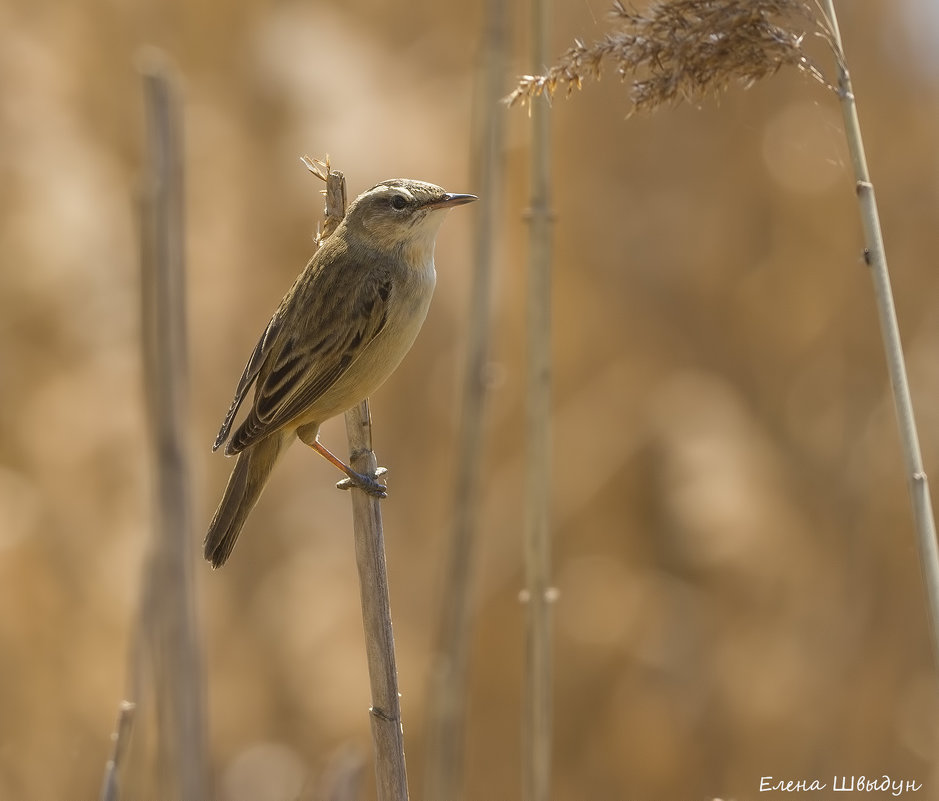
left=2, top=1, right=939, bottom=799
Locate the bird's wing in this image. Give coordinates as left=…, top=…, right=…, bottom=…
left=213, top=311, right=283, bottom=451
left=224, top=269, right=393, bottom=455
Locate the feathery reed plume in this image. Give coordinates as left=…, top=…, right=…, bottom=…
left=507, top=0, right=829, bottom=111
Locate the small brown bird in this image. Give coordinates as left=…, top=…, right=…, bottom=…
left=205, top=179, right=476, bottom=567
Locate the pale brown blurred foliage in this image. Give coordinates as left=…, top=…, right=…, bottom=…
left=1, top=1, right=939, bottom=799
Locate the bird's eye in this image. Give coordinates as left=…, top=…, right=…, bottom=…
left=391, top=194, right=407, bottom=210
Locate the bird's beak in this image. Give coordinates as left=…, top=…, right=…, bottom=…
left=425, top=193, right=478, bottom=211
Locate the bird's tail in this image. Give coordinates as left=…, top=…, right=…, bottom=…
left=204, top=432, right=287, bottom=568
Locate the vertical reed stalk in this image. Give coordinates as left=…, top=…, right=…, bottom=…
left=98, top=701, right=136, bottom=801
left=423, top=0, right=509, bottom=797
left=344, top=400, right=409, bottom=801
left=132, top=50, right=208, bottom=801
left=308, top=160, right=409, bottom=801
left=523, top=0, right=555, bottom=797
left=818, top=0, right=939, bottom=667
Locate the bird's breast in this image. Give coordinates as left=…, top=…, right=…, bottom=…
left=379, top=258, right=436, bottom=359
left=304, top=259, right=436, bottom=422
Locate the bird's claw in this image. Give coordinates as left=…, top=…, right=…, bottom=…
left=337, top=467, right=388, bottom=497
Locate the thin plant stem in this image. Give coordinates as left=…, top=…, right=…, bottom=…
left=523, top=0, right=555, bottom=797
left=98, top=701, right=136, bottom=801
left=133, top=50, right=208, bottom=801
left=344, top=399, right=408, bottom=801
left=818, top=0, right=939, bottom=667
left=308, top=160, right=409, bottom=801
left=423, top=0, right=509, bottom=798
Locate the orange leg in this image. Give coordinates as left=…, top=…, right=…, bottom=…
left=307, top=437, right=387, bottom=497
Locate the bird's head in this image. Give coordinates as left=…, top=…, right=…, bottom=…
left=344, top=179, right=476, bottom=265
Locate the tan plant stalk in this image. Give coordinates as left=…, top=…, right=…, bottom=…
left=121, top=51, right=208, bottom=801
left=523, top=0, right=555, bottom=798
left=817, top=0, right=939, bottom=666
left=99, top=701, right=136, bottom=801
left=423, top=1, right=509, bottom=798
left=305, top=157, right=410, bottom=801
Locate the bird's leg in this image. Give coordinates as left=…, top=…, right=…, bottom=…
left=307, top=437, right=388, bottom=498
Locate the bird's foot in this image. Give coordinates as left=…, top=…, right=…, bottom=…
left=337, top=467, right=388, bottom=498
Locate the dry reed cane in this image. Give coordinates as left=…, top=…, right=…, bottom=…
left=523, top=0, right=555, bottom=798
left=108, top=51, right=208, bottom=801
left=423, top=0, right=510, bottom=798
left=304, top=157, right=410, bottom=801
left=816, top=0, right=939, bottom=668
